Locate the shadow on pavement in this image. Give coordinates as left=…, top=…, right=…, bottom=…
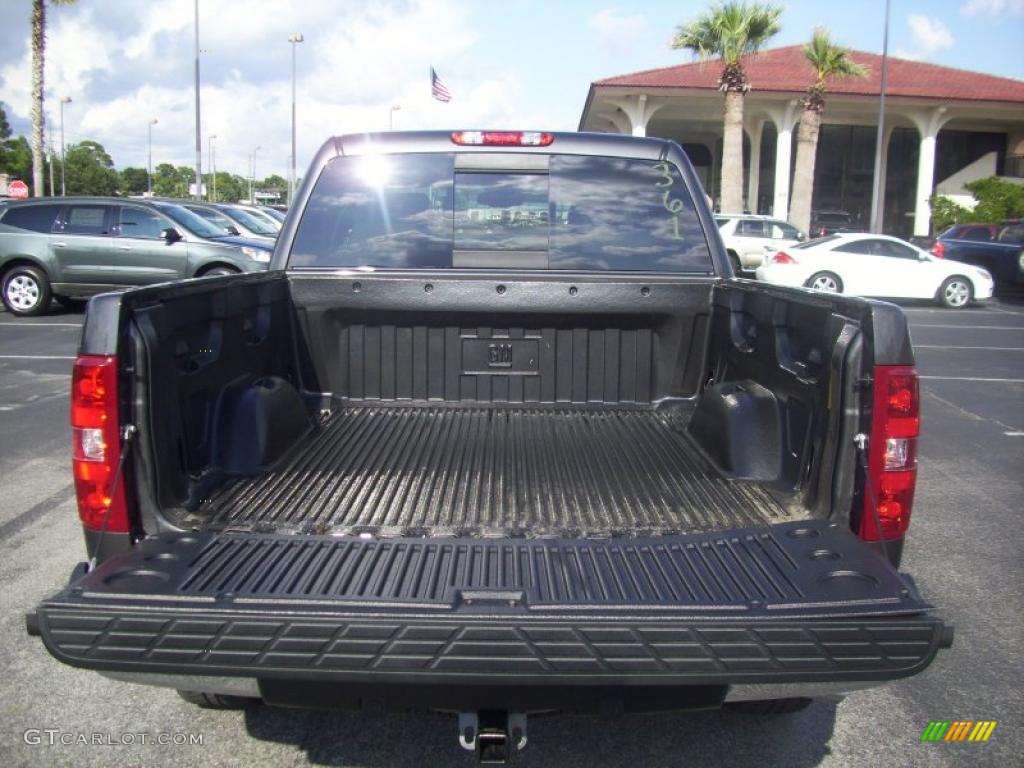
left=243, top=702, right=838, bottom=767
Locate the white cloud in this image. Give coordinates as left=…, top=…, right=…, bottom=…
left=895, top=14, right=955, bottom=61
left=962, top=0, right=1024, bottom=15
left=588, top=8, right=647, bottom=54
left=0, top=0, right=561, bottom=178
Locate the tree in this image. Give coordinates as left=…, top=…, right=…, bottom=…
left=64, top=140, right=119, bottom=196
left=152, top=163, right=196, bottom=198
left=672, top=2, right=781, bottom=213
left=30, top=0, right=77, bottom=197
left=788, top=29, right=867, bottom=232
left=930, top=178, right=1024, bottom=232
left=119, top=167, right=149, bottom=196
left=0, top=103, right=33, bottom=186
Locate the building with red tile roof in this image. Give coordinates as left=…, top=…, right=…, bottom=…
left=580, top=46, right=1024, bottom=236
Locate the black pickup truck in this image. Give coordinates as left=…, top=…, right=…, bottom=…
left=29, top=131, right=950, bottom=762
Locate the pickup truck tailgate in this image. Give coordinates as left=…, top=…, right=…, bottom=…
left=32, top=520, right=950, bottom=686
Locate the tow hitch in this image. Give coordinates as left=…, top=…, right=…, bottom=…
left=459, top=711, right=527, bottom=764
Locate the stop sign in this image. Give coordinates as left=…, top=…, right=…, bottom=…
left=7, top=180, right=28, bottom=199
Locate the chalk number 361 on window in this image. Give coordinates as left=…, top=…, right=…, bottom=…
left=654, top=162, right=684, bottom=239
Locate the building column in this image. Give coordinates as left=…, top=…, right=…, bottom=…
left=910, top=107, right=950, bottom=238
left=745, top=118, right=765, bottom=214
left=605, top=94, right=667, bottom=138
left=767, top=101, right=799, bottom=221
left=632, top=95, right=649, bottom=137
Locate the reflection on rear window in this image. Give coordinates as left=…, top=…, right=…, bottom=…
left=289, top=152, right=712, bottom=272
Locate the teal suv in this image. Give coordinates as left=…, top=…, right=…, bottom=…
left=0, top=197, right=274, bottom=315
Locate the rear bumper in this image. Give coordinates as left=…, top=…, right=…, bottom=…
left=35, top=602, right=951, bottom=687
left=29, top=521, right=952, bottom=700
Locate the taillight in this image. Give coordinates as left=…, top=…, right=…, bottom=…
left=860, top=365, right=919, bottom=541
left=772, top=250, right=798, bottom=264
left=71, top=355, right=128, bottom=532
left=451, top=131, right=554, bottom=146
left=930, top=241, right=945, bottom=258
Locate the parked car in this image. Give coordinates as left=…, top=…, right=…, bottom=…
left=179, top=201, right=279, bottom=242
left=809, top=210, right=859, bottom=237
left=28, top=131, right=951, bottom=762
left=932, top=220, right=1024, bottom=290
left=755, top=232, right=993, bottom=308
left=715, top=214, right=804, bottom=272
left=259, top=206, right=286, bottom=224
left=0, top=197, right=274, bottom=315
left=231, top=203, right=284, bottom=231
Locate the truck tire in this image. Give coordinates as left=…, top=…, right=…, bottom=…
left=937, top=276, right=972, bottom=308
left=805, top=271, right=843, bottom=294
left=725, top=698, right=814, bottom=714
left=176, top=689, right=260, bottom=710
left=2, top=264, right=52, bottom=316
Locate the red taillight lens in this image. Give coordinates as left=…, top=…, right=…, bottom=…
left=451, top=131, right=554, bottom=146
left=860, top=365, right=919, bottom=541
left=930, top=241, right=945, bottom=258
left=71, top=355, right=128, bottom=533
left=772, top=250, right=798, bottom=264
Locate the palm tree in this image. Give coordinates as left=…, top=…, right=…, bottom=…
left=672, top=2, right=781, bottom=213
left=788, top=29, right=867, bottom=233
left=30, top=0, right=75, bottom=197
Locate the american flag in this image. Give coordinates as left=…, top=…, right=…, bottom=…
left=431, top=67, right=451, bottom=103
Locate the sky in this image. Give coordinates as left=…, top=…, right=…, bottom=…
left=0, top=0, right=1021, bottom=180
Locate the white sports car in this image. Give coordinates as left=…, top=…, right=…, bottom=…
left=754, top=233, right=994, bottom=308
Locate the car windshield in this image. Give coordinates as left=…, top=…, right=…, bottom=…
left=815, top=213, right=852, bottom=224
left=155, top=203, right=230, bottom=239
left=261, top=207, right=286, bottom=222
left=187, top=206, right=239, bottom=234
left=222, top=207, right=278, bottom=235
left=244, top=208, right=283, bottom=230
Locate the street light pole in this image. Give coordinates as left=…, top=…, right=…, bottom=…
left=208, top=134, right=217, bottom=202
left=389, top=104, right=401, bottom=130
left=193, top=0, right=203, bottom=200
left=869, top=0, right=892, bottom=234
left=147, top=118, right=158, bottom=196
left=249, top=145, right=261, bottom=204
left=288, top=33, right=304, bottom=207
left=59, top=96, right=71, bottom=196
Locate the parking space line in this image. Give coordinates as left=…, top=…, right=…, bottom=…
left=920, top=375, right=1024, bottom=383
left=0, top=355, right=76, bottom=360
left=0, top=322, right=82, bottom=328
left=912, top=324, right=1024, bottom=330
left=915, top=345, right=1024, bottom=351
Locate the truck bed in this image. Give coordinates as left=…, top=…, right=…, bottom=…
left=193, top=406, right=797, bottom=537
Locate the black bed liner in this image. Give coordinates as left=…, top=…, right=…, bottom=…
left=193, top=406, right=797, bottom=537
left=33, top=520, right=951, bottom=685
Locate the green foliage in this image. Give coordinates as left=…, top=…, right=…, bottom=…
left=802, top=28, right=867, bottom=108
left=0, top=103, right=34, bottom=188
left=64, top=140, right=119, bottom=196
left=671, top=2, right=782, bottom=88
left=209, top=171, right=248, bottom=202
left=119, top=166, right=149, bottom=196
left=152, top=163, right=196, bottom=198
left=931, top=177, right=1024, bottom=232
left=0, top=103, right=11, bottom=140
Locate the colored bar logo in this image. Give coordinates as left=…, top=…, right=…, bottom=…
left=921, top=721, right=997, bottom=742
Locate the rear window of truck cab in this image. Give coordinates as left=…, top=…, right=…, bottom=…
left=289, top=153, right=713, bottom=272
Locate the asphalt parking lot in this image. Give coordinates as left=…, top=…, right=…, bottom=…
left=0, top=297, right=1021, bottom=768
